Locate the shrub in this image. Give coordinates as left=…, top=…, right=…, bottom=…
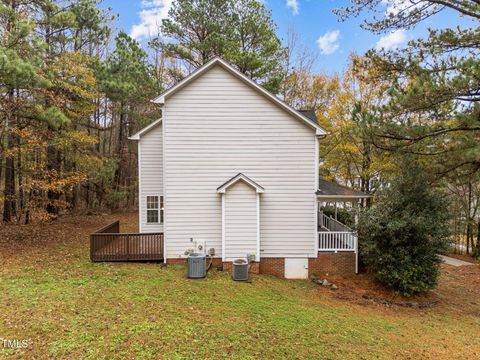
left=358, top=160, right=449, bottom=295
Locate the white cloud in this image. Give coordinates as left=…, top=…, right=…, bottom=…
left=317, top=30, right=340, bottom=55
left=130, top=0, right=173, bottom=40
left=286, top=0, right=299, bottom=15
left=381, top=0, right=422, bottom=16
left=375, top=29, right=407, bottom=50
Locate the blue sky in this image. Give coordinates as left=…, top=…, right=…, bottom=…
left=102, top=0, right=469, bottom=74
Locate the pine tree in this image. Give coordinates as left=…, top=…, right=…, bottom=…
left=336, top=1, right=480, bottom=178
left=1, top=0, right=112, bottom=221
left=157, top=0, right=285, bottom=93
left=98, top=32, right=159, bottom=207
left=1, top=0, right=52, bottom=221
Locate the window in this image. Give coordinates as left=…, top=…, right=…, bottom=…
left=146, top=196, right=163, bottom=224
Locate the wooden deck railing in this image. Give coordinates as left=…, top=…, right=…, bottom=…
left=90, top=221, right=163, bottom=262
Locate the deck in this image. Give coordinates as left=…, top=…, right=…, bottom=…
left=90, top=221, right=164, bottom=262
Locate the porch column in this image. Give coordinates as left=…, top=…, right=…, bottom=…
left=354, top=199, right=360, bottom=227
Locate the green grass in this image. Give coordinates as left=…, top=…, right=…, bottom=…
left=0, top=214, right=479, bottom=359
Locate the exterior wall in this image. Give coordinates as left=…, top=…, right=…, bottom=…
left=138, top=123, right=163, bottom=233
left=163, top=65, right=317, bottom=259
left=308, top=252, right=356, bottom=276
left=224, top=181, right=258, bottom=261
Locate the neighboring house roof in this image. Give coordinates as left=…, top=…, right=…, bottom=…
left=151, top=57, right=327, bottom=136
left=217, top=173, right=265, bottom=194
left=316, top=178, right=371, bottom=201
left=129, top=118, right=162, bottom=141
left=298, top=110, right=318, bottom=126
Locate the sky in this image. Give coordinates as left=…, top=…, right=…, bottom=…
left=101, top=0, right=470, bottom=74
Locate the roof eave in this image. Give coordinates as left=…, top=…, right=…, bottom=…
left=316, top=194, right=372, bottom=199
left=128, top=118, right=162, bottom=141
left=152, top=96, right=165, bottom=104
left=217, top=173, right=265, bottom=194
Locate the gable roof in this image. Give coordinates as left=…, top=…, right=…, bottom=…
left=316, top=178, right=371, bottom=201
left=129, top=118, right=162, bottom=141
left=152, top=57, right=326, bottom=136
left=217, top=173, right=265, bottom=194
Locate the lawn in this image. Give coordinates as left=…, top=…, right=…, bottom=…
left=0, top=213, right=479, bottom=359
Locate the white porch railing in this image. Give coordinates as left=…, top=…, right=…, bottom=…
left=318, top=231, right=357, bottom=252
left=317, top=211, right=359, bottom=273
left=318, top=211, right=352, bottom=232
left=318, top=211, right=357, bottom=252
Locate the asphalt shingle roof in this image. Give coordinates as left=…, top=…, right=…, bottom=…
left=298, top=109, right=318, bottom=125
left=316, top=178, right=370, bottom=197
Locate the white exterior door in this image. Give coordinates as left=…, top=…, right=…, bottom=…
left=285, top=258, right=308, bottom=279
left=223, top=181, right=259, bottom=261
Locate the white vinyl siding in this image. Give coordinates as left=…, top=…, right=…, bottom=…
left=139, top=123, right=163, bottom=233
left=163, top=65, right=316, bottom=258
left=224, top=181, right=258, bottom=261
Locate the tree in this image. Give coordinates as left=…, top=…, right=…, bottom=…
left=335, top=1, right=480, bottom=178
left=358, top=158, right=450, bottom=295
left=320, top=57, right=395, bottom=196
left=98, top=32, right=159, bottom=207
left=1, top=0, right=113, bottom=222
left=0, top=0, right=56, bottom=221
left=335, top=1, right=480, bottom=258
left=280, top=27, right=317, bottom=104
left=157, top=0, right=285, bottom=93
left=282, top=54, right=394, bottom=197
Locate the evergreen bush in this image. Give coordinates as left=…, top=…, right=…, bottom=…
left=358, top=160, right=449, bottom=295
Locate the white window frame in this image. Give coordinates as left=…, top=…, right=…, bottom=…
left=146, top=195, right=163, bottom=224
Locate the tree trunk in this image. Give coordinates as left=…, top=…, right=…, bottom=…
left=3, top=132, right=16, bottom=222
left=3, top=87, right=17, bottom=223
left=17, top=138, right=23, bottom=222
left=474, top=219, right=480, bottom=257
left=46, top=145, right=61, bottom=215
left=113, top=105, right=126, bottom=209
left=466, top=182, right=473, bottom=254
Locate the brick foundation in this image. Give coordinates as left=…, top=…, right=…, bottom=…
left=259, top=258, right=285, bottom=278
left=167, top=253, right=356, bottom=278
left=308, top=252, right=356, bottom=276
left=166, top=258, right=187, bottom=265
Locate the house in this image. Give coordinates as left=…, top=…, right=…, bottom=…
left=129, top=57, right=370, bottom=279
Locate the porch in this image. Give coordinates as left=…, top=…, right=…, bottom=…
left=318, top=211, right=357, bottom=252
left=316, top=178, right=371, bottom=274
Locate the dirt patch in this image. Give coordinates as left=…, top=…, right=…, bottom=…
left=435, top=264, right=480, bottom=316
left=313, top=273, right=439, bottom=309
left=313, top=264, right=480, bottom=316
left=445, top=252, right=479, bottom=264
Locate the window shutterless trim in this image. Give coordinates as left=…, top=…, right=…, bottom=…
left=146, top=195, right=160, bottom=224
